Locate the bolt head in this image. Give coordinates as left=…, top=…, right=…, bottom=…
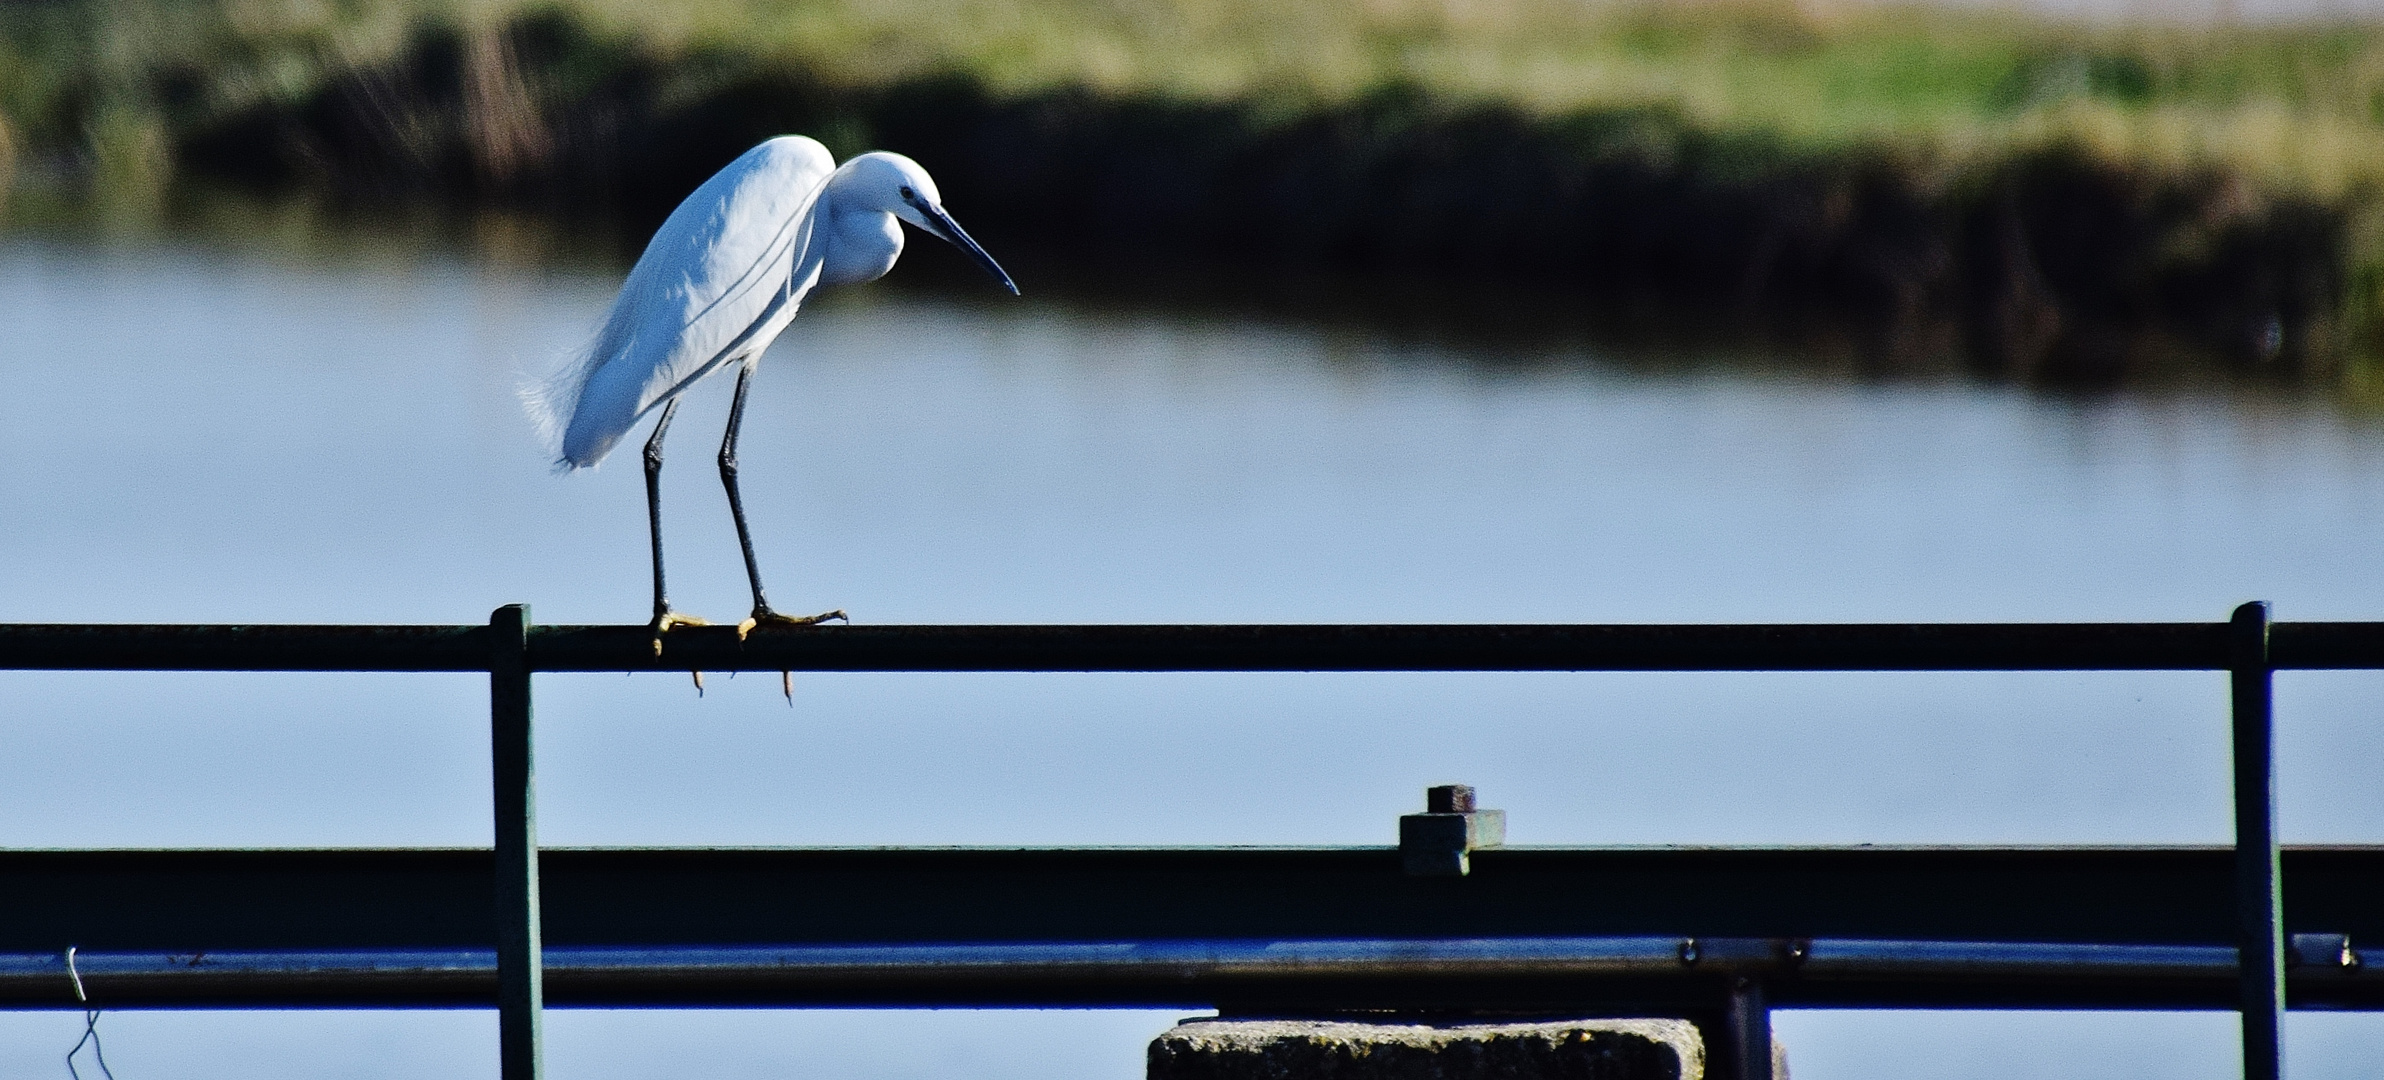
left=1427, top=785, right=1475, bottom=813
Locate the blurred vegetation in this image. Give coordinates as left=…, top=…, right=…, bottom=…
left=4, top=0, right=2384, bottom=385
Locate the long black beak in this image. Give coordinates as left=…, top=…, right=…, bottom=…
left=916, top=199, right=1019, bottom=295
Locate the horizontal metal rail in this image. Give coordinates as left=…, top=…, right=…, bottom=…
left=0, top=937, right=2372, bottom=1012
left=9, top=845, right=2384, bottom=952
left=1, top=846, right=2376, bottom=1009
left=0, top=620, right=2380, bottom=672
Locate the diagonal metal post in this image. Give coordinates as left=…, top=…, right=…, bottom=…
left=489, top=604, right=543, bottom=1080
left=2230, top=601, right=2281, bottom=1080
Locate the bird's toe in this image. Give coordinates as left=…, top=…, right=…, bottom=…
left=738, top=608, right=849, bottom=640
left=649, top=610, right=713, bottom=656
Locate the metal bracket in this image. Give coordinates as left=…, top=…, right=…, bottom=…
left=2290, top=933, right=2360, bottom=970
left=1400, top=785, right=1504, bottom=877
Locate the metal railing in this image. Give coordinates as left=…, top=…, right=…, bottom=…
left=3, top=602, right=2377, bottom=1080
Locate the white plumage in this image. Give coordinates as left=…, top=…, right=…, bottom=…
left=534, top=134, right=1016, bottom=637
left=537, top=135, right=835, bottom=469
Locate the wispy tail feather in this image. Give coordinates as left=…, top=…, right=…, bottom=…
left=523, top=329, right=606, bottom=471
left=525, top=298, right=645, bottom=471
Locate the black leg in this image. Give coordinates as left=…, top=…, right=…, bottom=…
left=717, top=361, right=843, bottom=635
left=718, top=362, right=774, bottom=617
left=643, top=399, right=710, bottom=659
left=643, top=398, right=681, bottom=622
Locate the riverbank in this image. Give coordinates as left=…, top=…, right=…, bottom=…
left=5, top=0, right=2383, bottom=386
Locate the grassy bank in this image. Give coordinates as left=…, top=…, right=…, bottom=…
left=4, top=0, right=2384, bottom=383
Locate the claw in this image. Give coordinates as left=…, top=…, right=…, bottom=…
left=649, top=609, right=712, bottom=657
left=691, top=670, right=705, bottom=695
left=735, top=607, right=849, bottom=640
left=781, top=670, right=794, bottom=705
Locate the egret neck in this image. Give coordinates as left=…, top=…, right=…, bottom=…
left=819, top=193, right=905, bottom=286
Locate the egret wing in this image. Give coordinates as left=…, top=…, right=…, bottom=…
left=545, top=136, right=836, bottom=468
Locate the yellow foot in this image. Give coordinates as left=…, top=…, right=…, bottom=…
left=650, top=610, right=712, bottom=657
left=736, top=608, right=849, bottom=640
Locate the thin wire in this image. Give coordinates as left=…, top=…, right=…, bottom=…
left=63, top=947, right=118, bottom=1080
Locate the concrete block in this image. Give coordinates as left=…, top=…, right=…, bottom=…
left=1148, top=1018, right=1745, bottom=1080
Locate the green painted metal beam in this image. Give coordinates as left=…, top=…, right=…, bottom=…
left=3, top=846, right=2379, bottom=954
left=1, top=847, right=2377, bottom=1012
left=0, top=620, right=2379, bottom=673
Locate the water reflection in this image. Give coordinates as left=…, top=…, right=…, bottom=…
left=0, top=234, right=2378, bottom=1078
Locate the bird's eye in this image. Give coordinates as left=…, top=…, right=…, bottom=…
left=898, top=185, right=915, bottom=201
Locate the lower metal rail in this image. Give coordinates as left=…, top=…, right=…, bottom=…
left=0, top=937, right=2370, bottom=1011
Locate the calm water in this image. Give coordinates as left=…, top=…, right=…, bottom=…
left=0, top=236, right=2377, bottom=1077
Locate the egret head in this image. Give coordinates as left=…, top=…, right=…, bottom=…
left=838, top=151, right=1019, bottom=295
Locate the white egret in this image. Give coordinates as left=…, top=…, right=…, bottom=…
left=535, top=136, right=1017, bottom=644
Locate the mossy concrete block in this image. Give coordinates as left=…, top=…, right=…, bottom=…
left=1147, top=1018, right=1717, bottom=1080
